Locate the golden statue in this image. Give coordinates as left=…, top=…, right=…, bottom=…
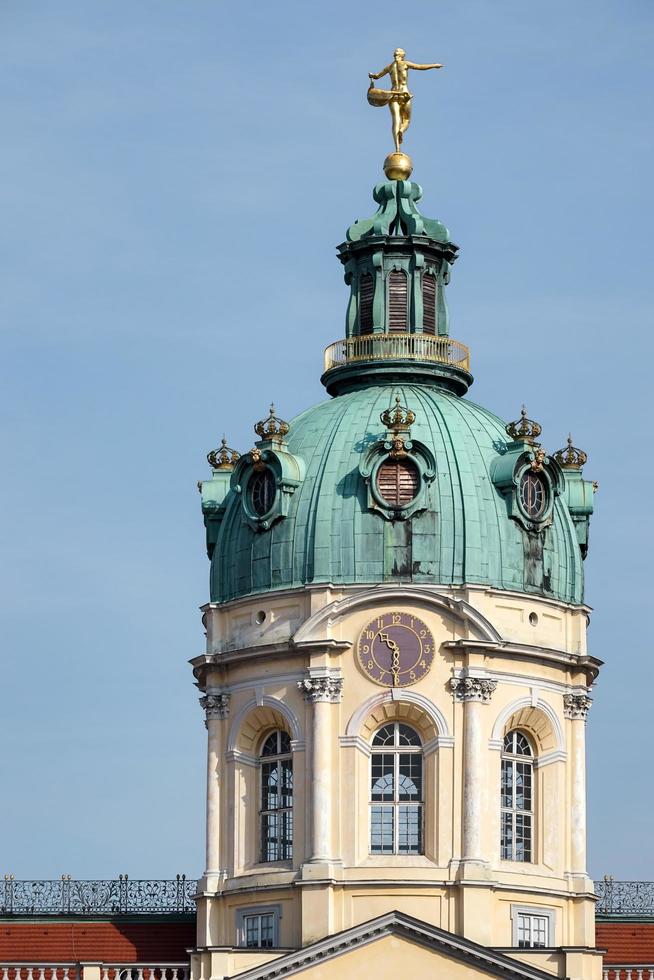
left=368, top=48, right=443, bottom=180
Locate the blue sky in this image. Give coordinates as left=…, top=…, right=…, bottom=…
left=1, top=0, right=652, bottom=879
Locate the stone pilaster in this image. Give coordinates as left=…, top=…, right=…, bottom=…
left=564, top=693, right=592, bottom=720
left=200, top=692, right=230, bottom=877
left=565, top=691, right=592, bottom=875
left=299, top=675, right=343, bottom=862
left=450, top=676, right=497, bottom=865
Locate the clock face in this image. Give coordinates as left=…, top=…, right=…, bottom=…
left=357, top=612, right=435, bottom=687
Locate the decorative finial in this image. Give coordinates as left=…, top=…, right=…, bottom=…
left=381, top=395, right=416, bottom=458
left=367, top=48, right=443, bottom=180
left=554, top=434, right=588, bottom=470
left=506, top=405, right=542, bottom=444
left=254, top=403, right=290, bottom=441
left=207, top=436, right=240, bottom=470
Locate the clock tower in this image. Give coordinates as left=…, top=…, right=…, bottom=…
left=191, top=83, right=601, bottom=980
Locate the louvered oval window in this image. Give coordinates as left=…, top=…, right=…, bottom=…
left=422, top=272, right=436, bottom=335
left=377, top=458, right=419, bottom=506
left=387, top=270, right=408, bottom=332
left=359, top=273, right=374, bottom=335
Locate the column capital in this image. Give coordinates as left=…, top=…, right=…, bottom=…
left=298, top=676, right=343, bottom=703
left=200, top=692, right=231, bottom=724
left=564, top=692, right=592, bottom=720
left=450, top=676, right=497, bottom=704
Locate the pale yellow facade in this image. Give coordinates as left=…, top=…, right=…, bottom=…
left=190, top=582, right=602, bottom=980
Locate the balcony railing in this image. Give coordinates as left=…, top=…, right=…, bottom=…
left=323, top=333, right=470, bottom=374
left=1, top=876, right=195, bottom=916
left=596, top=878, right=654, bottom=916
left=603, top=969, right=654, bottom=980
left=0, top=966, right=189, bottom=980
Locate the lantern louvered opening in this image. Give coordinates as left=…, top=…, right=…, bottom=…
left=422, top=273, right=436, bottom=335
left=359, top=273, right=374, bottom=335
left=387, top=270, right=408, bottom=332
left=377, top=458, right=420, bottom=506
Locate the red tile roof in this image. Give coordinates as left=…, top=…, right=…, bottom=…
left=597, top=922, right=654, bottom=964
left=0, top=920, right=195, bottom=962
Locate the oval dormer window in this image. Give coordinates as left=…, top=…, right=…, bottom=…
left=250, top=468, right=276, bottom=517
left=377, top=458, right=419, bottom=506
left=519, top=471, right=547, bottom=521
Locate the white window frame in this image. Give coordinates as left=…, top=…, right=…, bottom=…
left=510, top=905, right=554, bottom=949
left=236, top=904, right=282, bottom=948
left=369, top=721, right=424, bottom=856
left=501, top=729, right=534, bottom=862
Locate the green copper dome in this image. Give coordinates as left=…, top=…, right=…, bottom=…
left=200, top=181, right=595, bottom=607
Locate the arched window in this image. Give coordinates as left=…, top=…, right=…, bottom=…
left=370, top=722, right=423, bottom=855
left=422, top=272, right=436, bottom=335
left=359, top=272, right=374, bottom=335
left=501, top=730, right=533, bottom=862
left=260, top=730, right=293, bottom=862
left=387, top=270, right=408, bottom=332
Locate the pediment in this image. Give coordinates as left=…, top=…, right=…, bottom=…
left=232, top=911, right=560, bottom=980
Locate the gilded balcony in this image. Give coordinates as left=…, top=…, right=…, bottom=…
left=323, top=333, right=470, bottom=375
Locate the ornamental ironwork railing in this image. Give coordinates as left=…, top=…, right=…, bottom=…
left=595, top=877, right=654, bottom=916
left=323, top=334, right=470, bottom=374
left=1, top=876, right=196, bottom=916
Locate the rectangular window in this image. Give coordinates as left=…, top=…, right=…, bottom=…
left=237, top=906, right=281, bottom=948
left=511, top=906, right=553, bottom=949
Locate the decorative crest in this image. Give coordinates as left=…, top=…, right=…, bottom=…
left=531, top=448, right=546, bottom=473
left=381, top=395, right=416, bottom=432
left=381, top=396, right=416, bottom=459
left=207, top=436, right=240, bottom=471
left=254, top=403, right=290, bottom=441
left=506, top=405, right=542, bottom=444
left=554, top=435, right=588, bottom=470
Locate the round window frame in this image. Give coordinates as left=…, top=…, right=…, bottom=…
left=374, top=455, right=421, bottom=510
left=242, top=465, right=278, bottom=523
left=515, top=466, right=552, bottom=526
left=370, top=452, right=422, bottom=515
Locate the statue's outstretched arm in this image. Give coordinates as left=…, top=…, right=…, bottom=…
left=405, top=62, right=443, bottom=71
left=369, top=63, right=392, bottom=81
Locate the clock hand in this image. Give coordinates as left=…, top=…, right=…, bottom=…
left=379, top=631, right=401, bottom=685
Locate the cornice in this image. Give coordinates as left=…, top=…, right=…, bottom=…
left=443, top=639, right=602, bottom=681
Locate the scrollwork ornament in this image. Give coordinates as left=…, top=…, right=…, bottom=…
left=200, top=693, right=231, bottom=725
left=563, top=693, right=592, bottom=720
left=297, top=676, right=343, bottom=703
left=449, top=676, right=497, bottom=704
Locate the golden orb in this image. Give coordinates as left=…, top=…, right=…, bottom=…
left=383, top=151, right=413, bottom=181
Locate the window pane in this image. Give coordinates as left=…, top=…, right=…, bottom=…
left=279, top=731, right=291, bottom=754
left=517, top=914, right=529, bottom=948
left=371, top=753, right=394, bottom=801
left=398, top=805, right=422, bottom=854
left=516, top=762, right=532, bottom=811
left=280, top=758, right=293, bottom=808
left=397, top=724, right=421, bottom=747
left=261, top=762, right=279, bottom=811
left=260, top=913, right=275, bottom=948
left=279, top=809, right=293, bottom=860
left=515, top=733, right=532, bottom=756
left=501, top=760, right=513, bottom=808
left=245, top=916, right=260, bottom=948
left=370, top=805, right=394, bottom=853
left=515, top=813, right=532, bottom=862
left=372, top=724, right=395, bottom=747
left=261, top=733, right=279, bottom=757
left=398, top=754, right=422, bottom=800
left=501, top=811, right=513, bottom=860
